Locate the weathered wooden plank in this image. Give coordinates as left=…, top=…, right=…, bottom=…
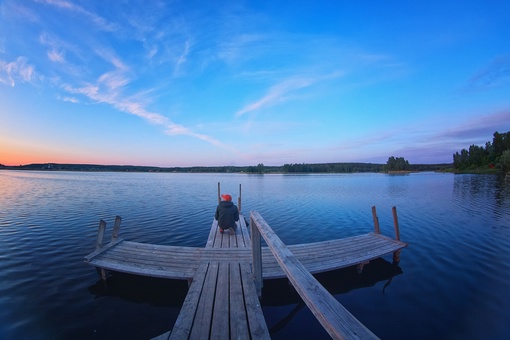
left=239, top=262, right=271, bottom=339
left=190, top=261, right=219, bottom=338
left=229, top=262, right=250, bottom=339
left=236, top=217, right=250, bottom=248
left=84, top=238, right=124, bottom=261
left=206, top=219, right=220, bottom=248
left=169, top=262, right=210, bottom=339
left=211, top=262, right=230, bottom=338
left=90, top=259, right=197, bottom=280
left=250, top=211, right=379, bottom=339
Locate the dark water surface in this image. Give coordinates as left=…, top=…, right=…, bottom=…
left=1, top=171, right=509, bottom=339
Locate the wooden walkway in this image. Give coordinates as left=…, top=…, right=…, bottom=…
left=84, top=224, right=406, bottom=281
left=161, top=215, right=270, bottom=339
left=84, top=209, right=407, bottom=339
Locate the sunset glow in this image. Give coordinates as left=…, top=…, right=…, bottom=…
left=1, top=1, right=510, bottom=167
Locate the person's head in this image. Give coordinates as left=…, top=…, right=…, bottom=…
left=221, top=194, right=232, bottom=202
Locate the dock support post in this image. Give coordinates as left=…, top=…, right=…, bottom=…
left=371, top=206, right=380, bottom=234
left=238, top=184, right=242, bottom=213
left=217, top=182, right=221, bottom=203
left=250, top=214, right=263, bottom=298
left=96, top=220, right=106, bottom=250
left=111, top=216, right=122, bottom=242
left=95, top=220, right=108, bottom=282
left=392, top=206, right=401, bottom=264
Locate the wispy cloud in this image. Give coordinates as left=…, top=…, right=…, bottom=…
left=4, top=2, right=40, bottom=22
left=59, top=53, right=235, bottom=152
left=47, top=49, right=65, bottom=63
left=0, top=57, right=36, bottom=87
left=235, top=71, right=344, bottom=116
left=464, top=55, right=510, bottom=91
left=174, top=40, right=190, bottom=76
left=37, top=0, right=118, bottom=31
left=434, top=110, right=510, bottom=141
left=217, top=34, right=264, bottom=65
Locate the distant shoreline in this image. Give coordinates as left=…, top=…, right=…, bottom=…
left=0, top=162, right=453, bottom=174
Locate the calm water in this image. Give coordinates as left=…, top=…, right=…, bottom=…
left=0, top=171, right=509, bottom=339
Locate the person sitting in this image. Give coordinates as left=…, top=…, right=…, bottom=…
left=215, top=194, right=239, bottom=235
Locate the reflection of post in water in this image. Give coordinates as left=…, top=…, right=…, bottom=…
left=268, top=302, right=306, bottom=334
left=263, top=258, right=404, bottom=331
left=371, top=206, right=403, bottom=265
left=392, top=206, right=402, bottom=264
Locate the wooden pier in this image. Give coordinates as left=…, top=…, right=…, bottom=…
left=85, top=206, right=407, bottom=339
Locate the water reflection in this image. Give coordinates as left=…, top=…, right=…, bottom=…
left=88, top=274, right=188, bottom=306
left=1, top=171, right=509, bottom=339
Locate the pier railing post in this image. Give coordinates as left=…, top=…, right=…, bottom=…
left=392, top=206, right=401, bottom=241
left=96, top=220, right=106, bottom=250
left=111, top=216, right=122, bottom=242
left=238, top=184, right=242, bottom=213
left=250, top=213, right=263, bottom=298
left=392, top=206, right=401, bottom=264
left=371, top=206, right=380, bottom=234
left=95, top=219, right=108, bottom=282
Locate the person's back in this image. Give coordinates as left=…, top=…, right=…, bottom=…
left=215, top=194, right=239, bottom=234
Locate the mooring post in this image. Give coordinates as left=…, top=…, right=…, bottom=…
left=111, top=216, right=122, bottom=242
left=95, top=219, right=108, bottom=282
left=250, top=213, right=263, bottom=298
left=392, top=206, right=401, bottom=241
left=238, top=184, right=242, bottom=213
left=392, top=206, right=402, bottom=264
left=371, top=206, right=380, bottom=234
left=217, top=182, right=221, bottom=204
left=96, top=220, right=106, bottom=250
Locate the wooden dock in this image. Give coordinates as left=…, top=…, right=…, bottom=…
left=85, top=207, right=407, bottom=339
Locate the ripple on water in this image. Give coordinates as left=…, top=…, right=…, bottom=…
left=1, top=171, right=509, bottom=339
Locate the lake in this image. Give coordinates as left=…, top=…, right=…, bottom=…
left=0, top=170, right=509, bottom=339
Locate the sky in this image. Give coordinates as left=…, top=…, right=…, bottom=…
left=1, top=0, right=510, bottom=167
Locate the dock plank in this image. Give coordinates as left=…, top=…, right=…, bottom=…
left=85, top=233, right=406, bottom=280
left=229, top=263, right=250, bottom=339
left=169, top=262, right=210, bottom=339
left=210, top=262, right=230, bottom=338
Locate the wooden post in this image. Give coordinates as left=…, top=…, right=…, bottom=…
left=95, top=219, right=108, bottom=282
left=392, top=206, right=401, bottom=241
left=238, top=184, right=242, bottom=213
left=250, top=213, right=263, bottom=298
left=392, top=206, right=402, bottom=264
left=371, top=206, right=380, bottom=234
left=111, top=216, right=122, bottom=242
left=96, top=220, right=106, bottom=250
left=217, top=182, right=221, bottom=203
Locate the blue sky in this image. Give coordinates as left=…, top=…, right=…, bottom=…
left=1, top=0, right=510, bottom=167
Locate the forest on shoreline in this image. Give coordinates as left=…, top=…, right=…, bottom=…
left=6, top=130, right=509, bottom=174
left=0, top=161, right=450, bottom=174
left=453, top=131, right=510, bottom=173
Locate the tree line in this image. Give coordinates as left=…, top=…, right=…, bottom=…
left=383, top=156, right=410, bottom=172
left=453, top=131, right=510, bottom=172
left=2, top=160, right=452, bottom=174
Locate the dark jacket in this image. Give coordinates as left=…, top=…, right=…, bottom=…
left=215, top=201, right=239, bottom=230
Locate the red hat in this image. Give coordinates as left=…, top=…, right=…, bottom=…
left=221, top=194, right=232, bottom=201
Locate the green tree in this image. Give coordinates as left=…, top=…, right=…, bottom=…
left=256, top=163, right=265, bottom=174
left=499, top=150, right=510, bottom=173
left=385, top=156, right=410, bottom=171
